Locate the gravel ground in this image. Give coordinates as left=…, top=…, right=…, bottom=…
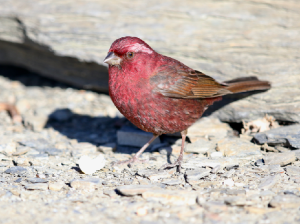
left=0, top=65, right=300, bottom=224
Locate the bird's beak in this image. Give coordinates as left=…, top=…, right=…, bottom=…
left=103, top=52, right=121, bottom=65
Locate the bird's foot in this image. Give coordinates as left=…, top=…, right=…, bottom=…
left=159, top=158, right=182, bottom=173
left=111, top=156, right=147, bottom=167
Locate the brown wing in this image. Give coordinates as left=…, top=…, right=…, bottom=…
left=151, top=64, right=231, bottom=99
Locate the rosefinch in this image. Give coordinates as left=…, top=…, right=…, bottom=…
left=104, top=37, right=270, bottom=172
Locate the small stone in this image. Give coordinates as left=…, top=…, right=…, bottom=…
left=217, top=138, right=261, bottom=158
left=254, top=124, right=300, bottom=148
left=268, top=165, right=284, bottom=173
left=223, top=179, right=234, bottom=187
left=225, top=196, right=249, bottom=206
left=25, top=183, right=48, bottom=191
left=185, top=168, right=210, bottom=183
left=116, top=185, right=157, bottom=196
left=9, top=187, right=21, bottom=196
left=255, top=159, right=264, bottom=166
left=286, top=166, right=300, bottom=176
left=0, top=142, right=17, bottom=155
left=258, top=175, right=280, bottom=189
left=210, top=152, right=223, bottom=158
left=185, top=138, right=215, bottom=154
left=263, top=152, right=296, bottom=166
left=12, top=147, right=31, bottom=156
left=199, top=201, right=227, bottom=213
left=41, top=148, right=62, bottom=156
left=188, top=118, right=232, bottom=141
left=13, top=157, right=30, bottom=166
left=117, top=127, right=160, bottom=147
left=142, top=190, right=197, bottom=205
left=4, top=166, right=27, bottom=175
left=137, top=169, right=174, bottom=181
left=269, top=195, right=300, bottom=208
left=182, top=157, right=239, bottom=169
left=161, top=179, right=182, bottom=185
left=226, top=189, right=246, bottom=196
left=49, top=181, right=65, bottom=191
left=70, top=179, right=97, bottom=190
left=26, top=178, right=48, bottom=183
left=136, top=207, right=147, bottom=216
left=78, top=154, right=106, bottom=174
left=19, top=138, right=52, bottom=150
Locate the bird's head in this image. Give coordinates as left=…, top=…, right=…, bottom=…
left=103, top=36, right=155, bottom=67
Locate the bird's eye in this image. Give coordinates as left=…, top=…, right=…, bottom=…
left=127, top=52, right=134, bottom=59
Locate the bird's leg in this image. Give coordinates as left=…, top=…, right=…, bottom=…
left=112, top=134, right=159, bottom=165
left=159, top=130, right=187, bottom=173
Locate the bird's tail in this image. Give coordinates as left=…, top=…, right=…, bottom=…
left=223, top=76, right=271, bottom=94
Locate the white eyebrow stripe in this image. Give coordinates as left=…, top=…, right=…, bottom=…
left=126, top=43, right=153, bottom=54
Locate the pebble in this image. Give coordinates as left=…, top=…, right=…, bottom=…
left=217, top=138, right=261, bottom=157
left=142, top=190, right=197, bottom=205
left=116, top=185, right=157, bottom=196
left=269, top=195, right=300, bottom=208
left=4, top=166, right=27, bottom=175
left=25, top=183, right=48, bottom=191
left=285, top=165, right=300, bottom=176
left=254, top=124, right=300, bottom=148
left=0, top=142, right=17, bottom=155
left=13, top=157, right=30, bottom=166
left=185, top=168, right=210, bottom=183
left=26, top=178, right=48, bottom=183
left=70, top=179, right=97, bottom=190
left=78, top=154, right=106, bottom=174
left=258, top=175, right=280, bottom=189
left=137, top=169, right=174, bottom=181
left=185, top=138, right=215, bottom=154
left=210, top=151, right=223, bottom=158
left=48, top=181, right=65, bottom=191
left=161, top=179, right=182, bottom=185
left=263, top=152, right=296, bottom=166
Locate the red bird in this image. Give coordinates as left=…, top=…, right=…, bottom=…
left=104, top=36, right=270, bottom=172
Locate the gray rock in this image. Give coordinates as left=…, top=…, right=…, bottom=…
left=137, top=169, right=173, bottom=181
left=185, top=138, right=215, bottom=154
left=26, top=178, right=48, bottom=183
left=25, top=183, right=48, bottom=191
left=269, top=195, right=300, bottom=208
left=185, top=168, right=210, bottom=182
left=268, top=165, right=284, bottom=174
left=116, top=185, right=157, bottom=196
left=200, top=201, right=227, bottom=213
left=19, top=138, right=53, bottom=150
left=263, top=152, right=296, bottom=166
left=285, top=166, right=300, bottom=176
left=117, top=127, right=160, bottom=147
left=182, top=157, right=240, bottom=169
left=254, top=125, right=300, bottom=148
left=142, top=189, right=197, bottom=205
left=4, top=166, right=27, bottom=175
left=217, top=138, right=261, bottom=158
left=258, top=175, right=280, bottom=189
left=161, top=179, right=182, bottom=186
left=70, top=179, right=99, bottom=190
left=225, top=196, right=249, bottom=206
